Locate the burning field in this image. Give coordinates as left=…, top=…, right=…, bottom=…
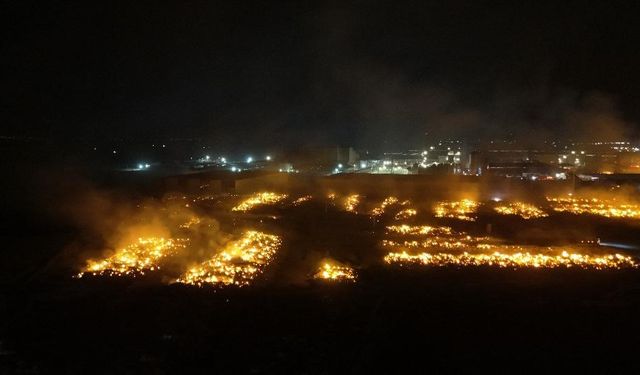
left=71, top=190, right=640, bottom=288
left=547, top=196, right=640, bottom=219
left=6, top=182, right=640, bottom=373
left=176, top=230, right=281, bottom=286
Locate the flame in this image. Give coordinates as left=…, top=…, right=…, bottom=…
left=77, top=237, right=188, bottom=277
left=344, top=194, right=361, bottom=212
left=384, top=250, right=637, bottom=269
left=370, top=196, right=399, bottom=216
left=314, top=261, right=356, bottom=281
left=434, top=199, right=479, bottom=221
left=547, top=197, right=640, bottom=219
left=232, top=192, right=287, bottom=212
left=179, top=217, right=202, bottom=228
left=394, top=208, right=417, bottom=220
left=176, top=230, right=281, bottom=287
left=387, top=225, right=453, bottom=236
left=292, top=195, right=312, bottom=206
left=494, top=202, right=548, bottom=219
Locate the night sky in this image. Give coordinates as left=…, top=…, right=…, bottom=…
left=5, top=1, right=640, bottom=150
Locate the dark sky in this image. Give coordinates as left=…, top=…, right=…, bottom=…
left=4, top=1, right=640, bottom=149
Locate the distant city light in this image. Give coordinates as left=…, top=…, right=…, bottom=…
left=205, top=155, right=210, bottom=160
left=266, top=155, right=271, bottom=161
left=220, top=157, right=226, bottom=163
left=247, top=156, right=253, bottom=163
left=338, top=163, right=343, bottom=168
left=231, top=166, right=237, bottom=172
left=113, top=150, right=117, bottom=154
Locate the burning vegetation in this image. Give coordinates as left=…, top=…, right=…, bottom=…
left=494, top=202, right=548, bottom=219
left=383, top=222, right=636, bottom=269
left=394, top=208, right=417, bottom=220
left=434, top=199, right=480, bottom=221
left=547, top=196, right=640, bottom=219
left=314, top=261, right=356, bottom=281
left=343, top=194, right=361, bottom=212
left=232, top=192, right=288, bottom=212
left=77, top=237, right=188, bottom=277
left=72, top=185, right=640, bottom=288
left=384, top=250, right=637, bottom=269
left=370, top=196, right=399, bottom=216
left=176, top=230, right=281, bottom=287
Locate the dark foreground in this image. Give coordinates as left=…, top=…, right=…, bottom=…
left=2, top=267, right=640, bottom=374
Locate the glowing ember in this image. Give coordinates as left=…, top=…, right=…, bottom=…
left=292, top=195, right=312, bottom=205
left=314, top=262, right=356, bottom=281
left=382, top=236, right=489, bottom=250
left=384, top=250, right=637, bottom=269
left=78, top=237, right=188, bottom=277
left=370, top=196, right=399, bottom=216
left=232, top=192, right=288, bottom=212
left=494, top=202, right=548, bottom=219
left=344, top=194, right=361, bottom=212
left=547, top=197, right=640, bottom=219
left=176, top=230, right=281, bottom=286
left=434, top=199, right=480, bottom=221
left=394, top=208, right=417, bottom=220
left=386, top=225, right=452, bottom=236
left=179, top=217, right=202, bottom=228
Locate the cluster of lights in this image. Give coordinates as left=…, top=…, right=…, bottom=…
left=77, top=237, right=188, bottom=277
left=494, top=202, right=548, bottom=219
left=370, top=196, right=399, bottom=216
left=547, top=197, right=640, bottom=219
left=176, top=230, right=281, bottom=286
left=343, top=194, right=360, bottom=212
left=394, top=208, right=417, bottom=220
left=384, top=250, right=637, bottom=269
left=314, top=261, right=356, bottom=281
left=434, top=199, right=480, bottom=221
left=232, top=192, right=288, bottom=212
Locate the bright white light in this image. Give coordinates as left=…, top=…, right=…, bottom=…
left=492, top=197, right=502, bottom=202
left=360, top=162, right=366, bottom=168
left=531, top=175, right=538, bottom=181
left=247, top=157, right=253, bottom=163
left=221, top=157, right=226, bottom=163
left=266, top=155, right=271, bottom=161
left=138, top=164, right=144, bottom=170
left=338, top=163, right=343, bottom=168
left=145, top=163, right=150, bottom=168
left=205, top=155, right=210, bottom=160
left=333, top=168, right=339, bottom=173
left=231, top=166, right=237, bottom=172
